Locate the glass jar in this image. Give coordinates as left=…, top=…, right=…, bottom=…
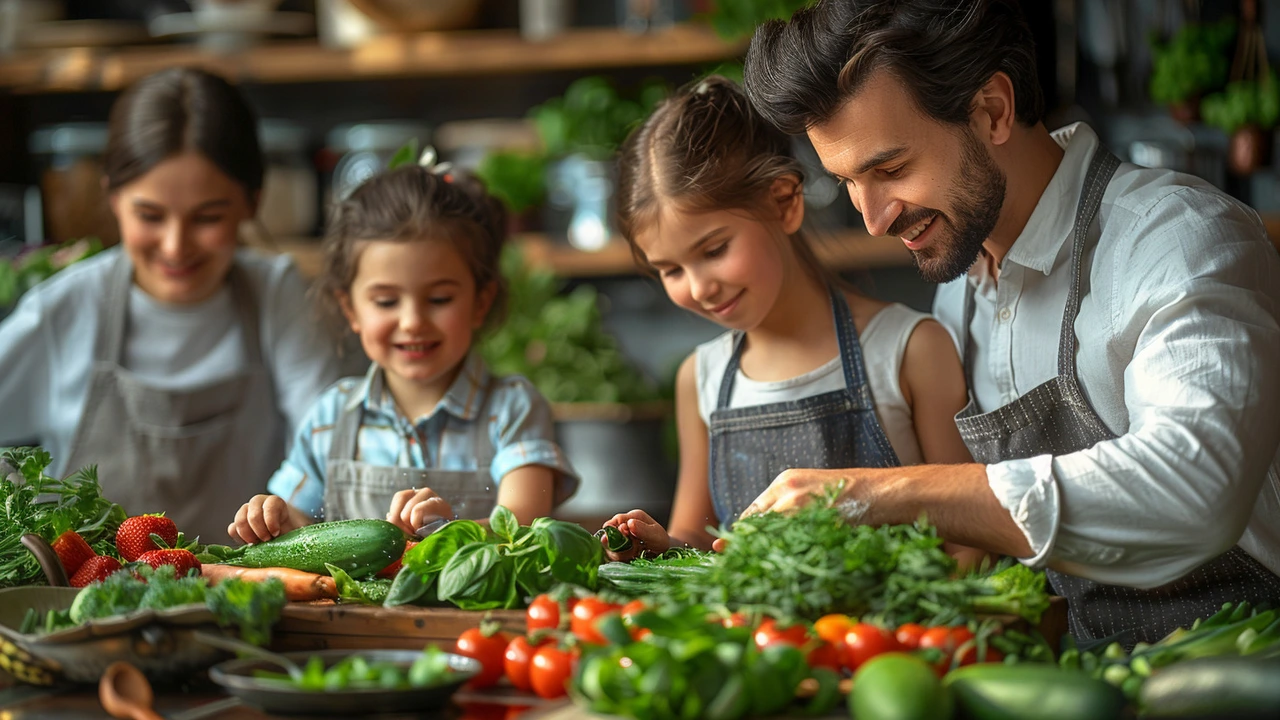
left=258, top=119, right=318, bottom=239
left=29, top=122, right=118, bottom=245
left=325, top=122, right=431, bottom=205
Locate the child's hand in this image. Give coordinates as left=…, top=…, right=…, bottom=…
left=601, top=510, right=669, bottom=562
left=228, top=494, right=300, bottom=545
left=388, top=488, right=454, bottom=536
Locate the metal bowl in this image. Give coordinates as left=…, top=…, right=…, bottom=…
left=0, top=586, right=235, bottom=685
left=208, top=649, right=480, bottom=715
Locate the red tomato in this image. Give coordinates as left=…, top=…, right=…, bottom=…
left=841, top=623, right=901, bottom=671
left=894, top=623, right=927, bottom=650
left=754, top=618, right=809, bottom=650
left=721, top=612, right=750, bottom=628
left=456, top=627, right=511, bottom=689
left=526, top=595, right=561, bottom=632
left=529, top=645, right=574, bottom=699
left=570, top=597, right=620, bottom=645
left=620, top=599, right=647, bottom=619
left=918, top=626, right=956, bottom=653
left=955, top=643, right=1003, bottom=666
left=806, top=641, right=843, bottom=671
left=503, top=635, right=547, bottom=693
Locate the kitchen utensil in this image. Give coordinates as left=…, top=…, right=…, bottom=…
left=414, top=515, right=450, bottom=538
left=191, top=630, right=302, bottom=682
left=98, top=661, right=164, bottom=720
left=207, top=648, right=481, bottom=716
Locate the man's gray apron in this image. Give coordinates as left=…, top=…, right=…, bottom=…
left=954, top=147, right=1280, bottom=646
left=322, top=368, right=498, bottom=523
left=64, top=254, right=284, bottom=542
left=708, top=287, right=901, bottom=526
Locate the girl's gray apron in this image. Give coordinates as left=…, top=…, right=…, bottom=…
left=708, top=287, right=900, bottom=525
left=63, top=254, right=285, bottom=542
left=321, top=368, right=498, bottom=523
left=954, top=147, right=1280, bottom=646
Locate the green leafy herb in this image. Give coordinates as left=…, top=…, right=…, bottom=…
left=0, top=238, right=103, bottom=310
left=703, top=0, right=816, bottom=40
left=1148, top=18, right=1236, bottom=106
left=1, top=447, right=126, bottom=588
left=205, top=576, right=287, bottom=646
left=475, top=150, right=547, bottom=215
left=1200, top=73, right=1280, bottom=133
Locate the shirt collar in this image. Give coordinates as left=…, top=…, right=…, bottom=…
left=1000, top=122, right=1100, bottom=276
left=355, top=353, right=491, bottom=423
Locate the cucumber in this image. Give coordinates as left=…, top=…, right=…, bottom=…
left=1139, top=656, right=1280, bottom=719
left=944, top=663, right=1125, bottom=720
left=224, top=519, right=406, bottom=578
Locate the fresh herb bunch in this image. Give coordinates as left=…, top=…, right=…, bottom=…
left=475, top=150, right=548, bottom=215
left=598, top=493, right=1049, bottom=625
left=0, top=447, right=126, bottom=588
left=529, top=76, right=666, bottom=162
left=1200, top=73, right=1280, bottom=134
left=384, top=505, right=604, bottom=610
left=1148, top=18, right=1236, bottom=106
left=479, top=247, right=661, bottom=404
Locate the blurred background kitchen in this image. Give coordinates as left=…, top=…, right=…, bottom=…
left=2, top=0, right=1279, bottom=529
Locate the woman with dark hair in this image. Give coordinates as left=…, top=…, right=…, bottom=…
left=0, top=67, right=340, bottom=540
left=741, top=0, right=1280, bottom=646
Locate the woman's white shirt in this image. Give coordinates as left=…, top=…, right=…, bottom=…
left=695, top=302, right=929, bottom=465
left=0, top=247, right=342, bottom=476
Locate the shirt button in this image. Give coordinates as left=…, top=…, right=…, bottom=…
left=999, top=307, right=1012, bottom=321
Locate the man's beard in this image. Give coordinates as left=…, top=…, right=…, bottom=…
left=889, top=130, right=1006, bottom=284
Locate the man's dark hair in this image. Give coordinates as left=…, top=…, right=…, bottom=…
left=744, top=0, right=1044, bottom=135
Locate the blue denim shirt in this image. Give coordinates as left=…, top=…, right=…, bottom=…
left=266, top=353, right=578, bottom=518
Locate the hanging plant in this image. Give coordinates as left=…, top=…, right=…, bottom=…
left=1148, top=17, right=1235, bottom=122
left=1199, top=0, right=1275, bottom=175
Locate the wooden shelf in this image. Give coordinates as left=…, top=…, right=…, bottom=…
left=0, top=24, right=745, bottom=93
left=274, top=230, right=914, bottom=280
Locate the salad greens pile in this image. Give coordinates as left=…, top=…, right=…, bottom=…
left=384, top=505, right=603, bottom=610
left=253, top=645, right=457, bottom=692
left=0, top=446, right=126, bottom=588
left=598, top=493, right=1049, bottom=626
left=23, top=565, right=287, bottom=646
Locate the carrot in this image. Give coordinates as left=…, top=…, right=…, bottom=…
left=201, top=563, right=338, bottom=601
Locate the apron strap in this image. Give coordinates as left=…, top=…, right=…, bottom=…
left=225, top=263, right=265, bottom=366
left=1058, top=148, right=1121, bottom=377
left=715, top=285, right=868, bottom=411
left=95, top=253, right=135, bottom=365
left=330, top=371, right=375, bottom=463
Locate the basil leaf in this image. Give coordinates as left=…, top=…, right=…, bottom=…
left=437, top=542, right=501, bottom=601
left=384, top=567, right=430, bottom=606
left=451, top=558, right=519, bottom=610
left=490, top=505, right=518, bottom=543
left=403, top=519, right=486, bottom=577
left=513, top=548, right=554, bottom=598
left=536, top=519, right=604, bottom=588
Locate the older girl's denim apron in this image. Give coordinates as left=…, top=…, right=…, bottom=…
left=954, top=147, right=1280, bottom=647
left=708, top=287, right=900, bottom=526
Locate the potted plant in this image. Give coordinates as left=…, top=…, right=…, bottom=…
left=474, top=150, right=548, bottom=233
left=479, top=248, right=674, bottom=526
left=1201, top=73, right=1280, bottom=175
left=705, top=0, right=816, bottom=40
left=1149, top=17, right=1235, bottom=124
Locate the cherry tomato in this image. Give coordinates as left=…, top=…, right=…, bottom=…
left=620, top=599, right=650, bottom=640
left=955, top=643, right=1003, bottom=666
left=503, top=635, right=548, bottom=693
left=918, top=626, right=956, bottom=653
left=571, top=597, right=620, bottom=645
left=918, top=625, right=977, bottom=673
left=526, top=595, right=561, bottom=632
left=894, top=623, right=927, bottom=650
left=806, top=641, right=843, bottom=671
left=529, top=645, right=574, bottom=699
left=455, top=627, right=511, bottom=689
left=813, top=614, right=854, bottom=645
left=754, top=618, right=809, bottom=650
left=841, top=623, right=901, bottom=671
left=721, top=612, right=750, bottom=628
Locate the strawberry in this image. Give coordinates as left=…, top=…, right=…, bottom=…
left=376, top=540, right=419, bottom=579
left=115, top=514, right=178, bottom=562
left=50, top=530, right=96, bottom=577
left=136, top=549, right=202, bottom=577
left=69, top=556, right=123, bottom=587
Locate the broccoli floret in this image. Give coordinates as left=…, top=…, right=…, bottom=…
left=68, top=570, right=147, bottom=624
left=137, top=565, right=208, bottom=611
left=205, top=577, right=286, bottom=646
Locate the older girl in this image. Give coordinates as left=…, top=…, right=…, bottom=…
left=602, top=77, right=983, bottom=565
left=0, top=68, right=341, bottom=540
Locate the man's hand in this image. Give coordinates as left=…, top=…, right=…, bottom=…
left=740, top=468, right=862, bottom=519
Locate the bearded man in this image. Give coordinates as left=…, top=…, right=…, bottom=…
left=740, top=0, right=1280, bottom=645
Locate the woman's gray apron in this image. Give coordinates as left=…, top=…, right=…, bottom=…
left=63, top=254, right=284, bottom=542
left=322, top=368, right=499, bottom=523
left=954, top=147, right=1280, bottom=646
left=708, top=287, right=900, bottom=526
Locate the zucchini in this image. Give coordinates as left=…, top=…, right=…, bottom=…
left=944, top=663, right=1125, bottom=720
left=1139, top=656, right=1280, bottom=719
left=223, top=519, right=406, bottom=578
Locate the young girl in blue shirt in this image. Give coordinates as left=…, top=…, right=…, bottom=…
left=229, top=158, right=577, bottom=544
